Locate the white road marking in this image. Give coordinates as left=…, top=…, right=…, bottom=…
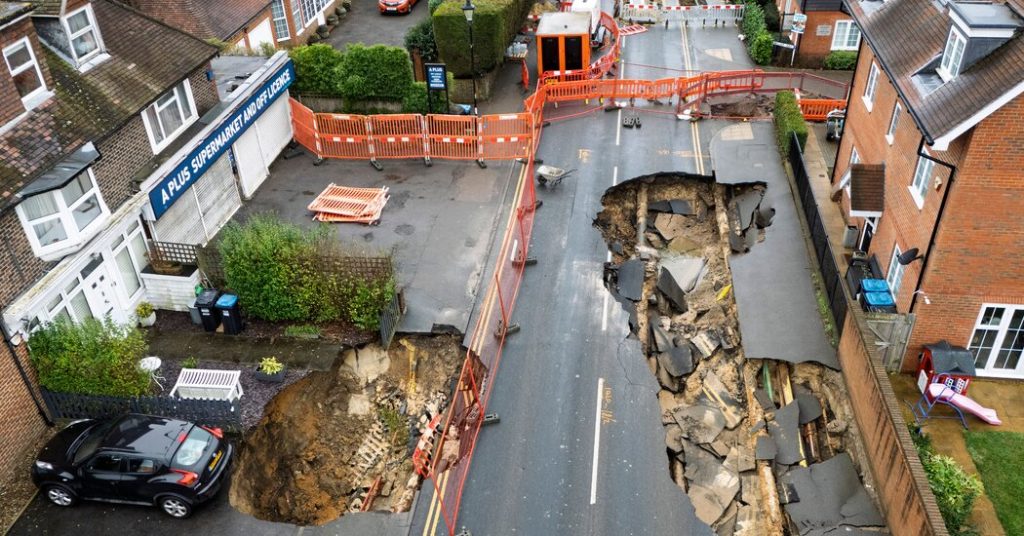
left=590, top=377, right=605, bottom=505
left=601, top=292, right=609, bottom=331
left=616, top=109, right=622, bottom=146
left=613, top=165, right=618, bottom=185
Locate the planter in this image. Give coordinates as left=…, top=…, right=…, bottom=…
left=139, top=313, right=157, bottom=328
left=255, top=367, right=286, bottom=383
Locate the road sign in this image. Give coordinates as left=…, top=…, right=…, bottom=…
left=425, top=63, right=447, bottom=91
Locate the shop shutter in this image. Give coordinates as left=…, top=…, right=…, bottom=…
left=257, top=96, right=292, bottom=165
left=194, top=154, right=241, bottom=239
left=153, top=188, right=205, bottom=245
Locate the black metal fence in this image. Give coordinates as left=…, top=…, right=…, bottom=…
left=789, top=132, right=847, bottom=338
left=41, top=389, right=241, bottom=431
left=379, top=290, right=403, bottom=349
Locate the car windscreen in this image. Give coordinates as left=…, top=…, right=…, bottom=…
left=72, top=421, right=116, bottom=465
left=170, top=426, right=215, bottom=472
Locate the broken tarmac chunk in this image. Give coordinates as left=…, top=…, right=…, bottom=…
left=732, top=189, right=764, bottom=231
left=673, top=404, right=726, bottom=445
left=780, top=453, right=885, bottom=535
left=768, top=401, right=804, bottom=466
left=683, top=441, right=740, bottom=525
left=728, top=232, right=749, bottom=253
left=754, top=389, right=777, bottom=413
left=755, top=204, right=775, bottom=229
left=665, top=423, right=684, bottom=453
left=658, top=345, right=695, bottom=377
left=650, top=319, right=674, bottom=353
left=654, top=213, right=687, bottom=241
left=754, top=436, right=777, bottom=460
left=617, top=258, right=644, bottom=301
left=649, top=199, right=696, bottom=215
left=701, top=370, right=744, bottom=430
left=796, top=392, right=823, bottom=425
left=667, top=235, right=703, bottom=255
left=659, top=255, right=707, bottom=295
left=692, top=330, right=721, bottom=358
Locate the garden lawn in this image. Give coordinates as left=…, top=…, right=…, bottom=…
left=965, top=430, right=1024, bottom=535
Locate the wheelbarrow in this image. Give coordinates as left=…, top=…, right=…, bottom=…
left=825, top=109, right=846, bottom=141
left=536, top=165, right=576, bottom=187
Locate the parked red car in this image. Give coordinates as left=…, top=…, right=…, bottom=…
left=378, top=0, right=417, bottom=14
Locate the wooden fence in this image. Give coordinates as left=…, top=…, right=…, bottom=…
left=41, top=389, right=241, bottom=431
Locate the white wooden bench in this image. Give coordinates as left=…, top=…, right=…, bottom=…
left=170, top=368, right=244, bottom=402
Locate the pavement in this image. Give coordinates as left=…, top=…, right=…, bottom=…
left=236, top=154, right=518, bottom=335
left=326, top=0, right=429, bottom=50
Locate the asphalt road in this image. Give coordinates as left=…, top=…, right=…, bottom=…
left=327, top=0, right=429, bottom=50
left=411, top=20, right=724, bottom=536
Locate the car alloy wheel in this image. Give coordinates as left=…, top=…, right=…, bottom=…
left=160, top=497, right=192, bottom=518
left=46, top=486, right=74, bottom=507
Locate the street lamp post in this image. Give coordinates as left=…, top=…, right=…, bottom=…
left=462, top=0, right=478, bottom=116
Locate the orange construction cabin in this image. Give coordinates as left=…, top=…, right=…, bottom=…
left=536, top=12, right=591, bottom=76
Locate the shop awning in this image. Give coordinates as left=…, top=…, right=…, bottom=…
left=17, top=142, right=100, bottom=198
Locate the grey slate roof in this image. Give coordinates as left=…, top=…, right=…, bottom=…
left=848, top=0, right=1024, bottom=142
left=0, top=2, right=32, bottom=24
left=0, top=0, right=218, bottom=208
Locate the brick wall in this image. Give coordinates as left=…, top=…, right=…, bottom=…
left=906, top=95, right=1024, bottom=371
left=0, top=211, right=54, bottom=307
left=282, top=0, right=342, bottom=45
left=0, top=343, right=49, bottom=491
left=799, top=12, right=852, bottom=64
left=0, top=17, right=53, bottom=125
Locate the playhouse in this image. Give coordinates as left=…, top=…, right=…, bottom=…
left=917, top=340, right=976, bottom=395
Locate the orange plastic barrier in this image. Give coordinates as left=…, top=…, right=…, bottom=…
left=480, top=113, right=533, bottom=159
left=290, top=98, right=320, bottom=155
left=799, top=98, right=846, bottom=121
left=317, top=113, right=372, bottom=159
left=369, top=114, right=425, bottom=160
left=426, top=114, right=480, bottom=160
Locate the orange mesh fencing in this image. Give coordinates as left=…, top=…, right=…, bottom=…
left=316, top=113, right=372, bottom=159
left=369, top=114, right=427, bottom=159
left=426, top=115, right=480, bottom=160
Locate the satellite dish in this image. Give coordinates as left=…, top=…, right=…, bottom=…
left=897, top=247, right=923, bottom=265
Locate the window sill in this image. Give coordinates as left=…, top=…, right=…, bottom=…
left=31, top=214, right=110, bottom=262
left=21, top=89, right=54, bottom=112
left=861, top=95, right=873, bottom=113
left=148, top=115, right=199, bottom=156
left=885, top=134, right=894, bottom=145
left=831, top=46, right=858, bottom=52
left=908, top=186, right=925, bottom=210
left=76, top=52, right=110, bottom=74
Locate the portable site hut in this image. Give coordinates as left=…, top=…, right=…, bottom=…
left=536, top=12, right=591, bottom=76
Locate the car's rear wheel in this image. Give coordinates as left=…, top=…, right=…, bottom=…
left=44, top=485, right=77, bottom=507
left=158, top=496, right=193, bottom=519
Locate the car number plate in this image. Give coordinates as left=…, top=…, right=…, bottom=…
left=209, top=450, right=223, bottom=471
left=387, top=7, right=396, bottom=10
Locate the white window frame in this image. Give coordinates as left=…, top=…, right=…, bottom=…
left=886, top=244, right=906, bottom=297
left=938, top=28, right=966, bottom=82
left=15, top=168, right=111, bottom=261
left=291, top=0, right=303, bottom=32
left=141, top=79, right=198, bottom=154
left=271, top=0, right=291, bottom=40
left=831, top=20, right=861, bottom=51
left=862, top=61, right=879, bottom=112
left=909, top=151, right=934, bottom=209
left=968, top=304, right=1024, bottom=377
left=839, top=146, right=860, bottom=195
left=3, top=37, right=49, bottom=110
left=62, top=4, right=104, bottom=66
left=300, top=0, right=330, bottom=28
left=885, top=101, right=901, bottom=145
left=111, top=220, right=149, bottom=303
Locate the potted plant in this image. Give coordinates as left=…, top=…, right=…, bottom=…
left=136, top=302, right=156, bottom=327
left=255, top=356, right=286, bottom=382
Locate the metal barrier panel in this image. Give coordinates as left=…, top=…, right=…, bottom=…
left=621, top=3, right=659, bottom=23
left=289, top=98, right=321, bottom=155
left=369, top=114, right=426, bottom=159
left=480, top=114, right=533, bottom=160
left=426, top=115, right=480, bottom=160
left=317, top=113, right=373, bottom=159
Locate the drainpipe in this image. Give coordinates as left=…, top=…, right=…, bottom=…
left=909, top=135, right=957, bottom=313
left=1, top=323, right=53, bottom=427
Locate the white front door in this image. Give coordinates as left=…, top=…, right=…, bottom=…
left=81, top=259, right=127, bottom=325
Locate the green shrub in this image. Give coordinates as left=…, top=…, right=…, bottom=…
left=773, top=91, right=808, bottom=154
left=402, top=80, right=451, bottom=113
left=911, top=426, right=984, bottom=536
left=824, top=50, right=858, bottom=70
left=29, top=318, right=150, bottom=396
left=741, top=1, right=766, bottom=40
left=760, top=0, right=780, bottom=32
left=749, top=32, right=774, bottom=65
left=338, top=44, right=415, bottom=101
left=182, top=356, right=199, bottom=369
left=347, top=278, right=395, bottom=331
left=405, top=17, right=439, bottom=63
left=429, top=0, right=446, bottom=15
left=258, top=356, right=285, bottom=374
left=432, top=0, right=508, bottom=77
left=289, top=44, right=345, bottom=95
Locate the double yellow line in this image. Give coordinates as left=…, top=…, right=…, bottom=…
left=680, top=20, right=706, bottom=175
left=420, top=161, right=530, bottom=536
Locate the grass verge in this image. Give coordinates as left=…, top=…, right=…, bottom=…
left=965, top=430, right=1024, bottom=535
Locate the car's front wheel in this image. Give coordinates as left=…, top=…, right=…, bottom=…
left=44, top=485, right=77, bottom=507
left=157, top=496, right=193, bottom=518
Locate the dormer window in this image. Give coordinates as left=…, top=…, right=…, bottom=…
left=64, top=5, right=103, bottom=65
left=939, top=29, right=966, bottom=81
left=3, top=37, right=48, bottom=110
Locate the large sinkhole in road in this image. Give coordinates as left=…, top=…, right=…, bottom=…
left=593, top=172, right=881, bottom=534
left=229, top=336, right=462, bottom=525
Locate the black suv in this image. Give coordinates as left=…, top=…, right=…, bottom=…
left=31, top=414, right=232, bottom=518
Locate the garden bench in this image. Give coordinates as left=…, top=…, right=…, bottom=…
left=169, top=368, right=244, bottom=402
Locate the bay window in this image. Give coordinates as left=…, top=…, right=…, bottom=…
left=16, top=169, right=110, bottom=260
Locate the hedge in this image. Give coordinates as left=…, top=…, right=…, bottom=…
left=749, top=32, right=774, bottom=65
left=432, top=0, right=531, bottom=78
left=338, top=44, right=415, bottom=101
left=405, top=17, right=438, bottom=63
left=742, top=1, right=773, bottom=66
left=289, top=44, right=345, bottom=95
left=824, top=50, right=858, bottom=70
left=774, top=91, right=808, bottom=154
left=912, top=426, right=983, bottom=536
left=29, top=318, right=150, bottom=397
left=403, top=80, right=452, bottom=113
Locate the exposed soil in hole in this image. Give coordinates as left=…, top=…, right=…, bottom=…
left=708, top=94, right=774, bottom=118
left=595, top=173, right=884, bottom=535
left=230, top=335, right=462, bottom=525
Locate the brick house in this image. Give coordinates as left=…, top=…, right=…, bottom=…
left=0, top=0, right=294, bottom=487
left=121, top=0, right=277, bottom=51
left=267, top=0, right=344, bottom=46
left=775, top=0, right=862, bottom=66
left=832, top=0, right=1024, bottom=378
